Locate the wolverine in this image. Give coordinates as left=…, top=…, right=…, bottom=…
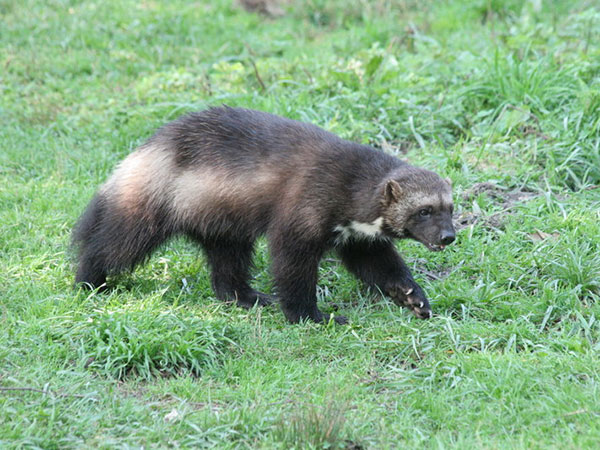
left=73, top=107, right=455, bottom=323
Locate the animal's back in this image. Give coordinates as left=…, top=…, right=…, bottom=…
left=163, top=106, right=340, bottom=170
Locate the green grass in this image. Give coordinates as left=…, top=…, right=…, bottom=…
left=2, top=0, right=600, bottom=447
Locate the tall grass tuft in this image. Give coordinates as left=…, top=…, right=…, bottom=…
left=67, top=311, right=239, bottom=380
left=274, top=401, right=357, bottom=449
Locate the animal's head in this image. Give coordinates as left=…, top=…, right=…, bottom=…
left=380, top=166, right=455, bottom=251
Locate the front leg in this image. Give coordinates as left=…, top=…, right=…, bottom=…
left=337, top=238, right=432, bottom=319
left=269, top=231, right=347, bottom=325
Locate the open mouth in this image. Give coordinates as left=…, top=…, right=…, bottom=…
left=403, top=230, right=447, bottom=252
left=425, top=242, right=446, bottom=252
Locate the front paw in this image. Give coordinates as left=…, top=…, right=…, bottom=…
left=385, top=282, right=432, bottom=319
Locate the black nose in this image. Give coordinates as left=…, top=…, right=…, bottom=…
left=440, top=231, right=455, bottom=245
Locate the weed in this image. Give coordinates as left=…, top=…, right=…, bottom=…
left=274, top=400, right=354, bottom=449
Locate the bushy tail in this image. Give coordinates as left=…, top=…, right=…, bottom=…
left=72, top=193, right=109, bottom=288
left=72, top=192, right=175, bottom=289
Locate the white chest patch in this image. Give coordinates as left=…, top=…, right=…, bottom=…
left=334, top=217, right=384, bottom=244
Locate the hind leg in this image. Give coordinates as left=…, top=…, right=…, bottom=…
left=200, top=238, right=273, bottom=308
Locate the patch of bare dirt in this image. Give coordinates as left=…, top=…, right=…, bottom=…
left=409, top=258, right=464, bottom=281
left=238, top=0, right=286, bottom=17
left=456, top=182, right=539, bottom=231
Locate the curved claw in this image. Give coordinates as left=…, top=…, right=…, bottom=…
left=386, top=283, right=432, bottom=319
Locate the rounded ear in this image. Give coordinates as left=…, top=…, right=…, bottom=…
left=384, top=179, right=402, bottom=205
left=445, top=177, right=453, bottom=187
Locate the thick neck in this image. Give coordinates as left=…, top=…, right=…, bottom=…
left=348, top=176, right=387, bottom=223
left=337, top=141, right=404, bottom=223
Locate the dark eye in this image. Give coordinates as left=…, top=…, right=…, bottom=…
left=419, top=209, right=431, bottom=217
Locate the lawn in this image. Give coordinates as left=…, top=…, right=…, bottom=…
left=1, top=0, right=600, bottom=448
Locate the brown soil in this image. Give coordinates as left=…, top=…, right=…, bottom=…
left=456, top=182, right=539, bottom=231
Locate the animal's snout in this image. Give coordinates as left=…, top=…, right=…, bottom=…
left=440, top=230, right=455, bottom=245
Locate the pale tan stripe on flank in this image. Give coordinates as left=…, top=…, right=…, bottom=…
left=172, top=166, right=281, bottom=222
left=101, top=143, right=174, bottom=213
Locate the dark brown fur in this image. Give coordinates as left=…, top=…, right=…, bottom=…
left=73, top=107, right=455, bottom=323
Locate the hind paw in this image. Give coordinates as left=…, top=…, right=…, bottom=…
left=236, top=290, right=276, bottom=308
